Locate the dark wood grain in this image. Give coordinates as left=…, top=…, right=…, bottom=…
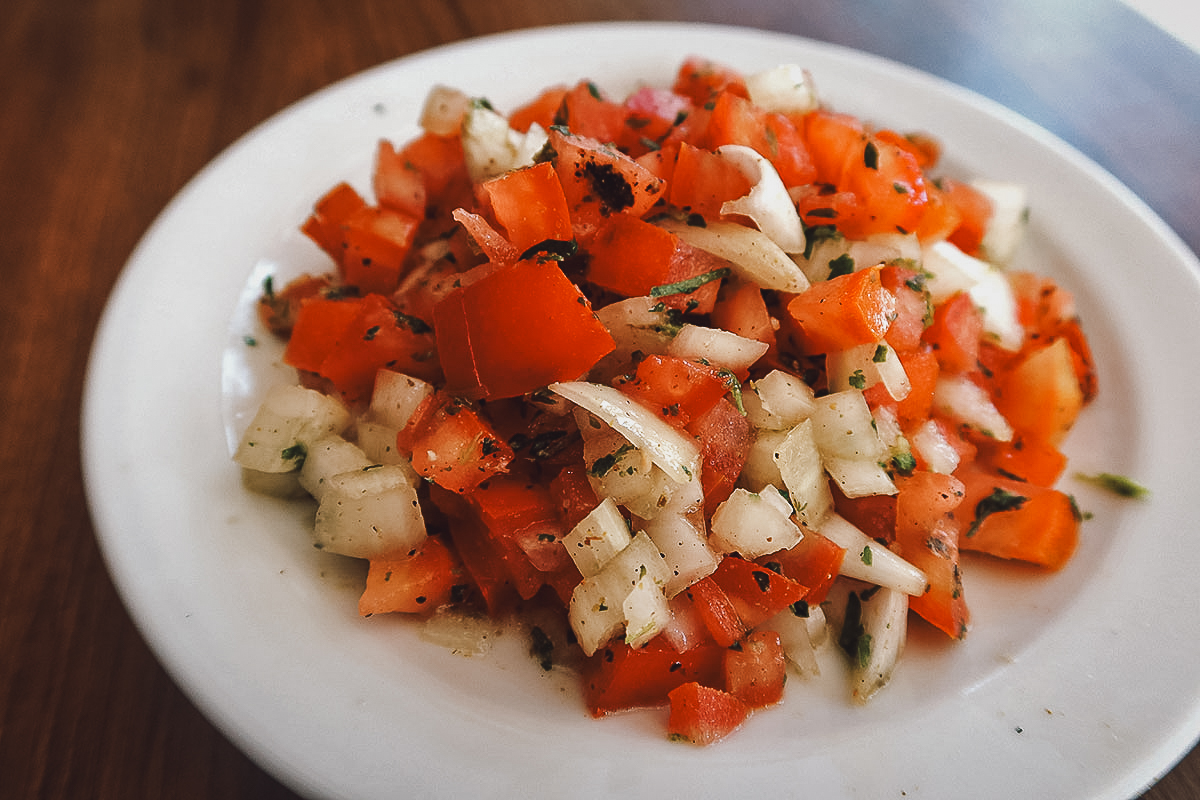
left=2, top=1, right=1197, bottom=798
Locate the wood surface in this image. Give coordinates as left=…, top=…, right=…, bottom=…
left=3, top=1, right=1198, bottom=797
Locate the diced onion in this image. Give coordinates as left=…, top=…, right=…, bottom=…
left=550, top=381, right=700, bottom=485
left=657, top=218, right=810, bottom=294
left=716, top=144, right=807, bottom=254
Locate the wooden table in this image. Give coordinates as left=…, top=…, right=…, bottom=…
left=4, top=1, right=1198, bottom=797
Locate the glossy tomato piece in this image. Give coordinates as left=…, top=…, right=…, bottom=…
left=408, top=393, right=514, bottom=493
left=724, top=629, right=786, bottom=708
left=666, top=682, right=749, bottom=746
left=585, top=638, right=726, bottom=716
left=433, top=259, right=616, bottom=399
left=707, top=555, right=808, bottom=631
left=358, top=536, right=468, bottom=616
left=614, top=354, right=729, bottom=429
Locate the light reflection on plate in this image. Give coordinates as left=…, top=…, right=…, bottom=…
left=83, top=22, right=1200, bottom=800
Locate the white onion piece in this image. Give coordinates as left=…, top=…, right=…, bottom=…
left=418, top=85, right=471, bottom=137
left=910, top=419, right=961, bottom=475
left=818, top=513, right=928, bottom=596
left=460, top=104, right=547, bottom=183
left=851, top=586, right=908, bottom=704
left=716, top=144, right=807, bottom=254
left=658, top=218, right=810, bottom=294
left=667, top=323, right=769, bottom=375
left=972, top=179, right=1029, bottom=265
left=550, top=381, right=700, bottom=485
left=745, top=64, right=819, bottom=114
left=932, top=374, right=1014, bottom=442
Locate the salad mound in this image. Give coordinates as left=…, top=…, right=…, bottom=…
left=235, top=57, right=1096, bottom=745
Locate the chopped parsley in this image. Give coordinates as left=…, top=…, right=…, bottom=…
left=967, top=487, right=1029, bottom=537
left=650, top=267, right=731, bottom=298
left=848, top=369, right=867, bottom=390
left=863, top=140, right=880, bottom=170
left=589, top=443, right=635, bottom=477
left=872, top=344, right=889, bottom=363
left=1075, top=472, right=1150, bottom=499
left=827, top=253, right=855, bottom=279
left=393, top=311, right=432, bottom=334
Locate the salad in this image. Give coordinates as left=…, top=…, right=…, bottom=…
left=233, top=57, right=1096, bottom=745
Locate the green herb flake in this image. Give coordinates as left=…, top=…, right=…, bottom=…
left=650, top=267, right=731, bottom=298
left=1075, top=472, right=1150, bottom=500
left=891, top=451, right=917, bottom=475
left=872, top=344, right=889, bottom=363
left=848, top=369, right=867, bottom=390
left=363, top=325, right=381, bottom=341
left=860, top=545, right=873, bottom=566
left=393, top=311, right=433, bottom=334
left=242, top=335, right=258, bottom=347
left=863, top=141, right=880, bottom=170
left=281, top=443, right=306, bottom=464
left=967, top=487, right=1029, bottom=537
left=828, top=253, right=855, bottom=279
left=589, top=443, right=635, bottom=478
left=529, top=625, right=555, bottom=672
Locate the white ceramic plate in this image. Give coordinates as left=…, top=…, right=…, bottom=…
left=83, top=21, right=1200, bottom=800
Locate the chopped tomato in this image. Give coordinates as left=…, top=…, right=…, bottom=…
left=688, top=397, right=752, bottom=517
left=710, top=278, right=777, bottom=349
left=924, top=291, right=984, bottom=374
left=707, top=555, right=808, bottom=631
left=507, top=85, right=568, bottom=132
left=762, top=528, right=845, bottom=607
left=666, top=682, right=749, bottom=745
left=358, top=536, right=467, bottom=616
left=547, top=127, right=666, bottom=236
left=671, top=57, right=749, bottom=105
left=338, top=205, right=422, bottom=295
left=941, top=178, right=994, bottom=256
left=785, top=264, right=897, bottom=353
left=258, top=273, right=333, bottom=339
left=892, top=471, right=969, bottom=638
left=585, top=638, right=725, bottom=715
left=374, top=139, right=426, bottom=218
left=433, top=259, right=616, bottom=399
left=724, top=629, right=787, bottom=708
left=408, top=393, right=514, bottom=494
left=557, top=80, right=630, bottom=144
left=682, top=577, right=747, bottom=648
left=956, top=463, right=1080, bottom=569
left=703, top=91, right=816, bottom=187
left=614, top=354, right=729, bottom=429
left=478, top=161, right=573, bottom=254
left=585, top=212, right=726, bottom=314
left=992, top=337, right=1084, bottom=446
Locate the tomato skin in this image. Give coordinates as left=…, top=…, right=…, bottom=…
left=614, top=354, right=729, bottom=429
left=301, top=182, right=368, bottom=260
left=708, top=555, right=808, bottom=631
left=956, top=463, right=1080, bottom=569
left=724, top=630, right=786, bottom=708
left=468, top=474, right=571, bottom=574
left=924, top=291, right=984, bottom=374
left=762, top=528, right=845, bottom=606
left=358, top=536, right=467, bottom=616
left=585, top=638, right=726, bottom=716
left=433, top=259, right=616, bottom=400
left=785, top=264, right=897, bottom=353
left=892, top=471, right=970, bottom=639
left=666, top=682, right=749, bottom=746
left=408, top=394, right=514, bottom=494
left=478, top=160, right=573, bottom=254
left=688, top=397, right=752, bottom=517
left=338, top=205, right=422, bottom=295
left=671, top=57, right=749, bottom=105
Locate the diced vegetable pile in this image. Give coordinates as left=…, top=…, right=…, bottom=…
left=235, top=57, right=1097, bottom=745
